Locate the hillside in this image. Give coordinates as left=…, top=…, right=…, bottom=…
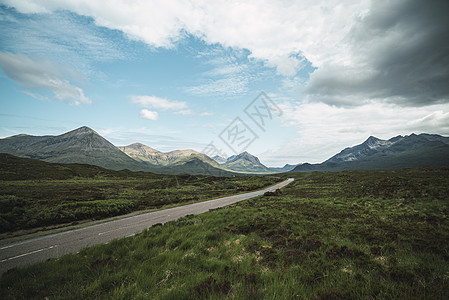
left=0, top=153, right=151, bottom=181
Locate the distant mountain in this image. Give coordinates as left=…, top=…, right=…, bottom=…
left=211, top=155, right=227, bottom=164
left=0, top=126, right=144, bottom=171
left=269, top=164, right=297, bottom=173
left=324, top=136, right=393, bottom=163
left=292, top=133, right=449, bottom=172
left=118, top=143, right=234, bottom=176
left=222, top=151, right=271, bottom=173
left=119, top=143, right=218, bottom=167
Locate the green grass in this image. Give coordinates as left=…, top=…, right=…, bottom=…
left=0, top=154, right=280, bottom=234
left=1, top=167, right=449, bottom=299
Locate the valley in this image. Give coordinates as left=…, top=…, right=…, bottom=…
left=1, top=167, right=448, bottom=298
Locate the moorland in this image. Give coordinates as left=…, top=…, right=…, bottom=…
left=1, top=164, right=448, bottom=299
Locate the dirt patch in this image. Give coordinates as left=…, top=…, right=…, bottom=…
left=194, top=276, right=232, bottom=297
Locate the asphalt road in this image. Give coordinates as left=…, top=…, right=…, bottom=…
left=0, top=178, right=293, bottom=276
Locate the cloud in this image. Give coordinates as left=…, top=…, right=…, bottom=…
left=174, top=109, right=214, bottom=116
left=184, top=47, right=255, bottom=97
left=131, top=95, right=188, bottom=111
left=0, top=6, right=126, bottom=77
left=0, top=51, right=90, bottom=105
left=186, top=76, right=249, bottom=97
left=303, top=0, right=449, bottom=107
left=275, top=100, right=449, bottom=163
left=0, top=0, right=368, bottom=78
left=3, top=0, right=448, bottom=108
left=131, top=95, right=213, bottom=119
left=174, top=109, right=193, bottom=116
left=265, top=54, right=306, bottom=77
left=139, top=109, right=159, bottom=121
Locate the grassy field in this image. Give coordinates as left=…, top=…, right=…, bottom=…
left=1, top=166, right=449, bottom=299
left=0, top=154, right=280, bottom=235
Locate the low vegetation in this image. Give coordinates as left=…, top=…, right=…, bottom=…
left=1, top=166, right=448, bottom=298
left=0, top=154, right=280, bottom=234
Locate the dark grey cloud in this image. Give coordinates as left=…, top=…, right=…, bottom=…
left=303, top=0, right=449, bottom=107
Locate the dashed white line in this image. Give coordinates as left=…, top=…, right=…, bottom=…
left=0, top=244, right=17, bottom=250
left=0, top=245, right=57, bottom=263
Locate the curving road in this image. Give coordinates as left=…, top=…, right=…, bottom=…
left=0, top=178, right=293, bottom=276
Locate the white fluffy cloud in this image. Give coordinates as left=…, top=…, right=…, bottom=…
left=131, top=95, right=188, bottom=111
left=0, top=51, right=90, bottom=105
left=131, top=95, right=214, bottom=119
left=139, top=109, right=159, bottom=121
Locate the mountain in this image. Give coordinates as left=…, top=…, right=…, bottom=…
left=118, top=143, right=234, bottom=176
left=325, top=136, right=393, bottom=163
left=292, top=133, right=449, bottom=172
left=211, top=155, right=227, bottom=164
left=0, top=126, right=145, bottom=171
left=119, top=143, right=218, bottom=166
left=222, top=151, right=271, bottom=173
left=269, top=164, right=297, bottom=173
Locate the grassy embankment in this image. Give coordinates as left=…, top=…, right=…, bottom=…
left=1, top=166, right=448, bottom=299
left=0, top=154, right=280, bottom=235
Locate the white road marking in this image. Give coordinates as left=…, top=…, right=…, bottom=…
left=0, top=244, right=17, bottom=250
left=0, top=245, right=57, bottom=263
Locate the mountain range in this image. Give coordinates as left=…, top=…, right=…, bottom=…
left=0, top=126, right=448, bottom=175
left=292, top=133, right=449, bottom=172
left=0, top=127, right=272, bottom=176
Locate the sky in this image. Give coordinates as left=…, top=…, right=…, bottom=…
left=0, top=0, right=448, bottom=167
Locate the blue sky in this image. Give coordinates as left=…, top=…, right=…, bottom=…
left=1, top=1, right=448, bottom=166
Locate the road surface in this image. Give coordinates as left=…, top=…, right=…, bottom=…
left=0, top=178, right=293, bottom=276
